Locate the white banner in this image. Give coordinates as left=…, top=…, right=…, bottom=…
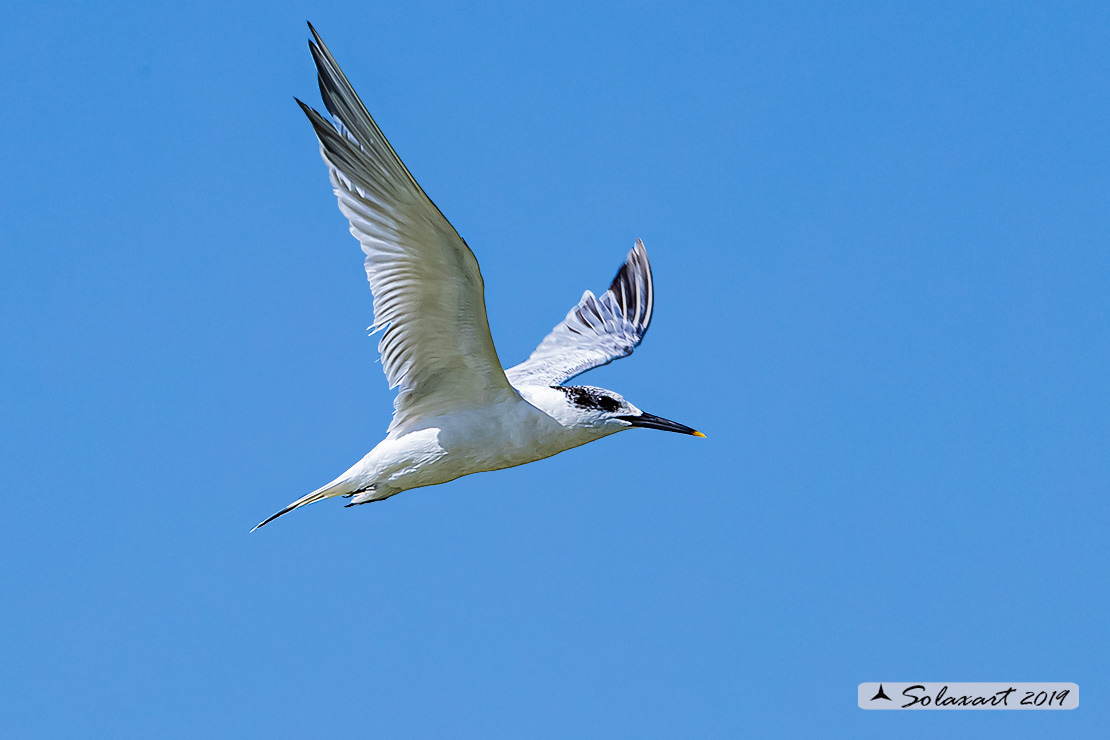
left=858, top=682, right=1078, bottom=710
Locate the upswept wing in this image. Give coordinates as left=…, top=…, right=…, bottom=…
left=300, top=24, right=516, bottom=433
left=507, top=240, right=654, bottom=387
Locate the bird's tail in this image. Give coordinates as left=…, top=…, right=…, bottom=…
left=251, top=476, right=357, bottom=531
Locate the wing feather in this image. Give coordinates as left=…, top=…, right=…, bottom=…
left=506, top=240, right=654, bottom=387
left=300, top=24, right=515, bottom=433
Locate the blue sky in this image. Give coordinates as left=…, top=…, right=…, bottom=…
left=2, top=1, right=1107, bottom=737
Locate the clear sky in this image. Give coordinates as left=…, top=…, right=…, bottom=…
left=2, top=1, right=1107, bottom=737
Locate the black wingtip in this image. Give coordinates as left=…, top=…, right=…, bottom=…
left=306, top=22, right=322, bottom=57
left=603, top=239, right=654, bottom=335
left=294, top=97, right=319, bottom=120
left=307, top=21, right=325, bottom=47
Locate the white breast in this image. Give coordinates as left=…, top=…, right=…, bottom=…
left=340, top=388, right=608, bottom=502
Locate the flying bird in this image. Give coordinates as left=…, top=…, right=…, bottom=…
left=253, top=24, right=704, bottom=530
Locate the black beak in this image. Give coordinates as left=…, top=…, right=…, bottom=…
left=618, top=412, right=706, bottom=437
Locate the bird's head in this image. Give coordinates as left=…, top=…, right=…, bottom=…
left=554, top=385, right=705, bottom=438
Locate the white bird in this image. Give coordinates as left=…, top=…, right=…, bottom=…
left=253, top=24, right=704, bottom=530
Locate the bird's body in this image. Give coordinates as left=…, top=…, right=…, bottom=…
left=288, top=386, right=615, bottom=511
left=253, top=25, right=702, bottom=530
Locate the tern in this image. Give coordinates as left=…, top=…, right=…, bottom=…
left=253, top=24, right=704, bottom=530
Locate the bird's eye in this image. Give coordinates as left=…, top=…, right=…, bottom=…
left=597, top=396, right=620, bottom=413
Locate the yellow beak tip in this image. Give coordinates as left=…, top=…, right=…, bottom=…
left=692, top=431, right=707, bottom=438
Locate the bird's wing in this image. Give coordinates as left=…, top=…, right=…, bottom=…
left=506, top=240, right=654, bottom=387
left=300, top=24, right=516, bottom=433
